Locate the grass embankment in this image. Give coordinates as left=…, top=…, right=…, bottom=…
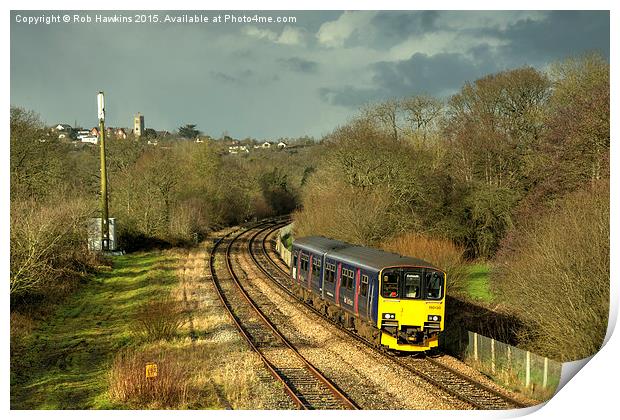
left=11, top=252, right=177, bottom=409
left=463, top=263, right=493, bottom=303
left=11, top=247, right=270, bottom=409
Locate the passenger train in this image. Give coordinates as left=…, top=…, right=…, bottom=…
left=290, top=237, right=446, bottom=352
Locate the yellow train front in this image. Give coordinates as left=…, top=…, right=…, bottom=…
left=291, top=237, right=446, bottom=352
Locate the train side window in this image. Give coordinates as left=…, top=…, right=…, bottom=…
left=293, top=253, right=298, bottom=267
left=360, top=274, right=369, bottom=297
left=300, top=254, right=309, bottom=272
left=325, top=263, right=335, bottom=283
left=381, top=270, right=400, bottom=298
left=312, top=258, right=321, bottom=278
left=343, top=269, right=354, bottom=290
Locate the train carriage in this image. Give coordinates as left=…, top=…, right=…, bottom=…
left=291, top=236, right=446, bottom=352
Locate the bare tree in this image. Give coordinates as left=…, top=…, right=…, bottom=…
left=401, top=95, right=444, bottom=140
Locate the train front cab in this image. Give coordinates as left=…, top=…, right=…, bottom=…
left=377, top=266, right=446, bottom=352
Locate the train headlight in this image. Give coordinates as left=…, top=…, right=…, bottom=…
left=383, top=313, right=396, bottom=320
left=428, top=315, right=441, bottom=322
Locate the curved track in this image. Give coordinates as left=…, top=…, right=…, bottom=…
left=208, top=220, right=359, bottom=410
left=248, top=222, right=530, bottom=410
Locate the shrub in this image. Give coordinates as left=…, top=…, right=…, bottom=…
left=293, top=174, right=402, bottom=246
left=493, top=181, right=609, bottom=361
left=135, top=298, right=188, bottom=341
left=10, top=197, right=96, bottom=302
left=381, top=232, right=468, bottom=295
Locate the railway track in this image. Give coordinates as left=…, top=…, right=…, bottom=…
left=208, top=220, right=359, bottom=410
left=248, top=222, right=530, bottom=410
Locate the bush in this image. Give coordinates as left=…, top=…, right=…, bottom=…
left=381, top=232, right=468, bottom=295
left=135, top=298, right=188, bottom=341
left=293, top=171, right=403, bottom=246
left=493, top=181, right=609, bottom=361
left=10, top=197, right=97, bottom=302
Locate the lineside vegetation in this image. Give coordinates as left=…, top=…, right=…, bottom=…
left=293, top=52, right=609, bottom=361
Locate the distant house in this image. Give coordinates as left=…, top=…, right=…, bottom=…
left=81, top=136, right=98, bottom=144
left=277, top=141, right=287, bottom=149
left=261, top=142, right=271, bottom=149
left=76, top=129, right=90, bottom=140
left=147, top=140, right=158, bottom=146
left=90, top=127, right=99, bottom=137
left=55, top=123, right=72, bottom=132
left=115, top=128, right=127, bottom=139
left=228, top=145, right=249, bottom=154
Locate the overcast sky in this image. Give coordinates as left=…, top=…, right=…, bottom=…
left=10, top=10, right=609, bottom=139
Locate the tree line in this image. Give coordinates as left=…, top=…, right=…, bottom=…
left=9, top=113, right=317, bottom=306
left=293, top=52, right=609, bottom=361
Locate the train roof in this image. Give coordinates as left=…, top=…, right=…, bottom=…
left=293, top=236, right=441, bottom=272
left=293, top=236, right=350, bottom=254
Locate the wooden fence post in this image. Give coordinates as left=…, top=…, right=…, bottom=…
left=491, top=338, right=496, bottom=374
left=525, top=351, right=531, bottom=388
left=473, top=332, right=478, bottom=361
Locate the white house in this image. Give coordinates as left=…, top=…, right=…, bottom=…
left=277, top=141, right=287, bottom=148
left=261, top=141, right=271, bottom=149
left=81, top=136, right=98, bottom=144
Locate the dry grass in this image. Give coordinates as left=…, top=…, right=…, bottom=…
left=108, top=347, right=191, bottom=409
left=108, top=246, right=273, bottom=409
left=381, top=232, right=468, bottom=295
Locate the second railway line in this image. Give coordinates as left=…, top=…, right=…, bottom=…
left=245, top=221, right=535, bottom=410
left=205, top=219, right=536, bottom=410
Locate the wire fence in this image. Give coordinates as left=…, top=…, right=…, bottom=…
left=274, top=225, right=561, bottom=401
left=464, top=331, right=561, bottom=400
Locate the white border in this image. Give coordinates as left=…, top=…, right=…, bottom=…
left=3, top=2, right=616, bottom=420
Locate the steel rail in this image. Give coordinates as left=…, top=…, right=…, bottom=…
left=250, top=223, right=529, bottom=410
left=244, top=224, right=359, bottom=410
left=229, top=223, right=359, bottom=410
left=210, top=220, right=359, bottom=410
left=209, top=223, right=306, bottom=409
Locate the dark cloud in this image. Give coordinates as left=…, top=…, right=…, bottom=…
left=342, top=11, right=440, bottom=49
left=279, top=57, right=319, bottom=74
left=371, top=11, right=439, bottom=38
left=318, top=85, right=378, bottom=107
left=10, top=11, right=610, bottom=138
left=480, top=11, right=609, bottom=65
left=319, top=52, right=494, bottom=107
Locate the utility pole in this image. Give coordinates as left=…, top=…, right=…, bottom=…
left=97, top=92, right=110, bottom=251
